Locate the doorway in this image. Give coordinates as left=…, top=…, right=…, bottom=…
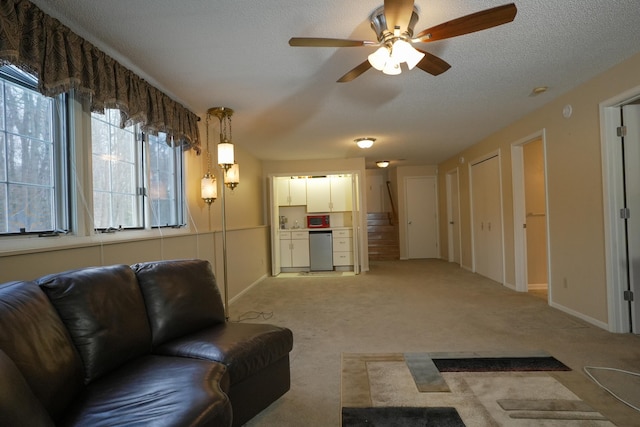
left=470, top=153, right=504, bottom=283
left=446, top=169, right=461, bottom=265
left=405, top=176, right=438, bottom=258
left=511, top=131, right=550, bottom=296
left=602, top=93, right=640, bottom=334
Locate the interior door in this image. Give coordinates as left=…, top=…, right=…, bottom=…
left=471, top=156, right=503, bottom=283
left=405, top=176, right=438, bottom=258
left=523, top=139, right=548, bottom=288
left=367, top=173, right=384, bottom=212
left=622, top=104, right=640, bottom=333
left=447, top=170, right=461, bottom=264
left=270, top=176, right=281, bottom=275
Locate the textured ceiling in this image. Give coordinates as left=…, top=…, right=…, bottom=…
left=30, top=0, right=640, bottom=168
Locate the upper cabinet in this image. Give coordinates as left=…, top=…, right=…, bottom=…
left=330, top=175, right=353, bottom=212
left=306, top=176, right=352, bottom=212
left=277, top=177, right=307, bottom=206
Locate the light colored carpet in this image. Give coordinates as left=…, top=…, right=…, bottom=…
left=229, top=259, right=640, bottom=426
left=341, top=352, right=614, bottom=426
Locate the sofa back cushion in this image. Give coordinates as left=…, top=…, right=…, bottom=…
left=133, top=259, right=225, bottom=346
left=0, top=281, right=84, bottom=420
left=0, top=348, right=55, bottom=427
left=38, top=265, right=152, bottom=383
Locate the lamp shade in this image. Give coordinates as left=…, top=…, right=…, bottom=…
left=391, top=39, right=425, bottom=70
left=218, top=141, right=234, bottom=166
left=382, top=57, right=401, bottom=75
left=201, top=172, right=217, bottom=204
left=225, top=163, right=240, bottom=185
left=368, top=46, right=390, bottom=71
left=355, top=137, right=375, bottom=149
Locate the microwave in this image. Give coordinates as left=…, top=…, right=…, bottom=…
left=307, top=215, right=330, bottom=228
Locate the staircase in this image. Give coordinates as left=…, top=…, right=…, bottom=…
left=367, top=212, right=400, bottom=260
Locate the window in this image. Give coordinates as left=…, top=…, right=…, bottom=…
left=91, top=110, right=184, bottom=230
left=0, top=66, right=67, bottom=235
left=147, top=133, right=184, bottom=227
left=91, top=110, right=141, bottom=229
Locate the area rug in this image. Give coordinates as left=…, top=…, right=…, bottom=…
left=341, top=352, right=615, bottom=426
left=342, top=406, right=464, bottom=427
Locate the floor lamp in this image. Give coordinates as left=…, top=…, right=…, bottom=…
left=208, top=107, right=237, bottom=321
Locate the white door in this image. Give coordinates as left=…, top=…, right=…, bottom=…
left=367, top=174, right=384, bottom=212
left=405, top=176, right=438, bottom=258
left=446, top=170, right=461, bottom=264
left=270, top=177, right=282, bottom=275
left=623, top=104, right=640, bottom=333
left=471, top=156, right=503, bottom=283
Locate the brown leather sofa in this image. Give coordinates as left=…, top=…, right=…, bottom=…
left=0, top=259, right=293, bottom=427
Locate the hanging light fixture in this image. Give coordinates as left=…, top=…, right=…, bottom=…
left=355, top=137, right=376, bottom=149
left=201, top=113, right=218, bottom=207
left=376, top=160, right=390, bottom=168
left=224, top=163, right=240, bottom=190
left=209, top=107, right=235, bottom=171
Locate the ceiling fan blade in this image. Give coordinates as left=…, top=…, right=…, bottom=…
left=289, top=37, right=372, bottom=47
left=414, top=3, right=517, bottom=42
left=414, top=49, right=451, bottom=76
left=337, top=60, right=372, bottom=83
left=384, top=0, right=415, bottom=31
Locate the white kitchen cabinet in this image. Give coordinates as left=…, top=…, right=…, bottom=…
left=280, top=230, right=310, bottom=268
left=277, top=177, right=307, bottom=206
left=306, top=177, right=331, bottom=212
left=306, top=175, right=352, bottom=212
left=332, top=229, right=353, bottom=267
left=330, top=175, right=352, bottom=212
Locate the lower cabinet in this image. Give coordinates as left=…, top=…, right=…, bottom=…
left=280, top=230, right=310, bottom=268
left=332, top=229, right=353, bottom=267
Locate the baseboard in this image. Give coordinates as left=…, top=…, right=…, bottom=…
left=503, top=281, right=516, bottom=291
left=527, top=283, right=548, bottom=290
left=229, top=273, right=268, bottom=306
left=549, top=300, right=609, bottom=331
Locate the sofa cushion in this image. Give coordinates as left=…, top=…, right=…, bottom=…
left=0, top=281, right=84, bottom=420
left=154, top=322, right=294, bottom=385
left=132, top=259, right=226, bottom=346
left=38, top=265, right=152, bottom=383
left=60, top=355, right=232, bottom=427
left=0, top=348, right=56, bottom=427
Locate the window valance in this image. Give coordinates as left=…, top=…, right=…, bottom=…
left=0, top=0, right=201, bottom=152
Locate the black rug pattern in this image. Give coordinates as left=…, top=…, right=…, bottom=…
left=342, top=406, right=465, bottom=427
left=432, top=356, right=571, bottom=372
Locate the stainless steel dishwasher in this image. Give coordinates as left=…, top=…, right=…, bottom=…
left=309, top=231, right=333, bottom=271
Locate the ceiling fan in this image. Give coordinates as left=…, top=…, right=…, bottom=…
left=289, top=1, right=517, bottom=82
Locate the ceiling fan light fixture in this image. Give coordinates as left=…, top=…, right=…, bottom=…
left=382, top=57, right=401, bottom=75
left=392, top=39, right=425, bottom=70
left=376, top=160, right=390, bottom=168
left=355, top=137, right=376, bottom=149
left=368, top=46, right=390, bottom=71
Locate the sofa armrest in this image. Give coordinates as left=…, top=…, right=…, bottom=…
left=0, top=349, right=55, bottom=427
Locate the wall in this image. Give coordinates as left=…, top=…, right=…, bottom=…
left=437, top=50, right=640, bottom=328
left=0, top=120, right=270, bottom=304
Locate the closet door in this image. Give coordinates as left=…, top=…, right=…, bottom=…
left=471, top=156, right=503, bottom=283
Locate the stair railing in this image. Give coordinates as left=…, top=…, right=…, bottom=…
left=386, top=181, right=397, bottom=225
